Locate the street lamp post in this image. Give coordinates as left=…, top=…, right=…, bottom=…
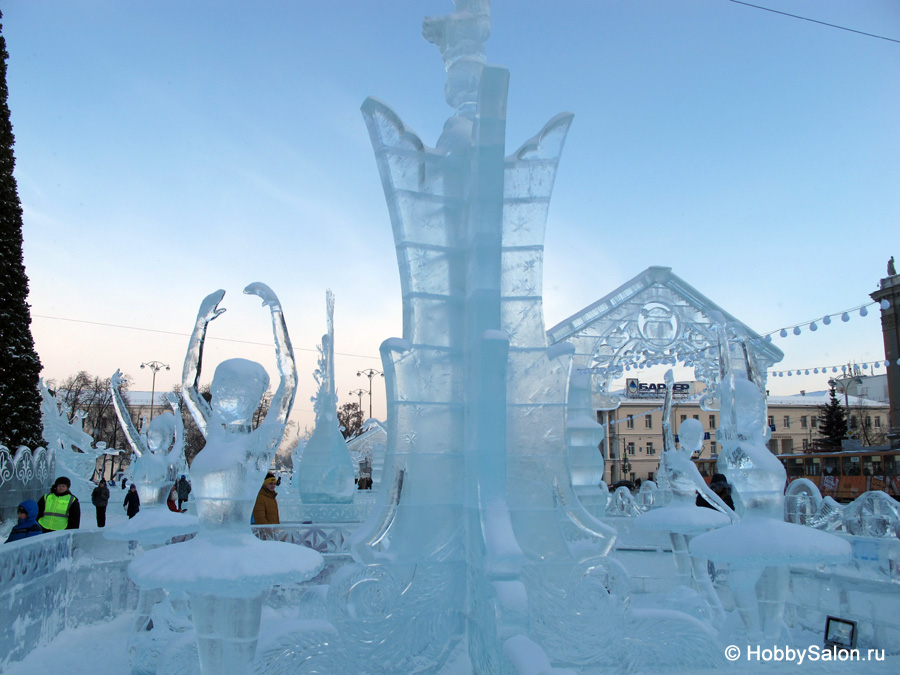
left=140, top=361, right=170, bottom=422
left=356, top=369, right=383, bottom=420
left=348, top=388, right=367, bottom=412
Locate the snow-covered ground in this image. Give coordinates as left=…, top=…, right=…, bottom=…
left=3, top=532, right=897, bottom=674
left=4, top=605, right=896, bottom=674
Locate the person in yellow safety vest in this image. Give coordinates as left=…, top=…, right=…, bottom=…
left=37, top=476, right=81, bottom=532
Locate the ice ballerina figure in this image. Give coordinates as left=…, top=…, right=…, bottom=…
left=635, top=369, right=735, bottom=622
left=128, top=284, right=323, bottom=675
left=690, top=327, right=849, bottom=641
left=111, top=371, right=184, bottom=506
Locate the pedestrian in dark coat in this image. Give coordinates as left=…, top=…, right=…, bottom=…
left=176, top=475, right=191, bottom=510
left=5, top=501, right=43, bottom=543
left=697, top=473, right=736, bottom=511
left=124, top=484, right=141, bottom=518
left=91, top=479, right=110, bottom=527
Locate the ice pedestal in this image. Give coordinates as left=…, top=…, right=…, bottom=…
left=691, top=514, right=850, bottom=640
left=636, top=506, right=728, bottom=591
left=105, top=507, right=201, bottom=665
left=130, top=532, right=323, bottom=674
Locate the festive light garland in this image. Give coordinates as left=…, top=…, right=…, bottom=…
left=761, top=300, right=887, bottom=341
left=770, top=359, right=899, bottom=378
left=762, top=298, right=895, bottom=377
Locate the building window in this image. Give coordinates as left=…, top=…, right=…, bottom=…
left=709, top=441, right=717, bottom=456
left=680, top=414, right=687, bottom=423
left=626, top=415, right=634, bottom=429
left=709, top=415, right=716, bottom=429
left=647, top=442, right=655, bottom=455
left=802, top=438, right=809, bottom=450
left=811, top=416, right=818, bottom=429
left=875, top=416, right=882, bottom=428
left=645, top=415, right=653, bottom=430
left=865, top=416, right=872, bottom=428
left=800, top=416, right=808, bottom=429
left=768, top=415, right=775, bottom=428
left=693, top=414, right=699, bottom=421
left=627, top=442, right=635, bottom=455
left=850, top=415, right=858, bottom=429
left=783, top=416, right=790, bottom=429
left=780, top=438, right=793, bottom=454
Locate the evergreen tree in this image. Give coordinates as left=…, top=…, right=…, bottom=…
left=817, top=386, right=848, bottom=451
left=0, top=12, right=43, bottom=450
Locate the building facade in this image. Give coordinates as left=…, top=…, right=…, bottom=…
left=596, top=381, right=890, bottom=484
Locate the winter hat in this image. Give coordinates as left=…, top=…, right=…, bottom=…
left=54, top=476, right=71, bottom=488
left=264, top=473, right=277, bottom=485
left=709, top=473, right=729, bottom=488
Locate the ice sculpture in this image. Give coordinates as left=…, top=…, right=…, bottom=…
left=40, top=380, right=101, bottom=483
left=635, top=370, right=734, bottom=622
left=785, top=479, right=900, bottom=538
left=547, top=268, right=784, bottom=416
left=690, top=328, right=850, bottom=641
left=129, top=284, right=323, bottom=675
left=111, top=371, right=184, bottom=507
left=294, top=290, right=355, bottom=503
left=257, top=1, right=707, bottom=670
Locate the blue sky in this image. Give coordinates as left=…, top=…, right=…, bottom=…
left=3, top=1, right=898, bottom=429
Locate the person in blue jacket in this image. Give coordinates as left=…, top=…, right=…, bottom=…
left=5, top=501, right=43, bottom=543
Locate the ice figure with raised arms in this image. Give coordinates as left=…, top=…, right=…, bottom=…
left=128, top=284, right=323, bottom=675
left=690, top=327, right=850, bottom=641
left=635, top=369, right=734, bottom=622
left=111, top=370, right=184, bottom=507
left=294, top=290, right=355, bottom=503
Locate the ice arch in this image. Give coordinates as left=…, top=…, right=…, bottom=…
left=547, top=266, right=784, bottom=413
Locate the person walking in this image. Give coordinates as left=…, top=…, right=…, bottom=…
left=124, top=483, right=141, bottom=519
left=5, top=501, right=43, bottom=543
left=91, top=479, right=110, bottom=527
left=37, top=477, right=81, bottom=532
left=252, top=472, right=280, bottom=529
left=176, top=475, right=191, bottom=510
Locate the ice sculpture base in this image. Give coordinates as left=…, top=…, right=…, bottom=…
left=634, top=505, right=729, bottom=535
left=129, top=533, right=324, bottom=596
left=690, top=516, right=851, bottom=565
left=104, top=507, right=199, bottom=546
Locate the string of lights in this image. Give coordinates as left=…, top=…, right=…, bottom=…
left=759, top=298, right=893, bottom=377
